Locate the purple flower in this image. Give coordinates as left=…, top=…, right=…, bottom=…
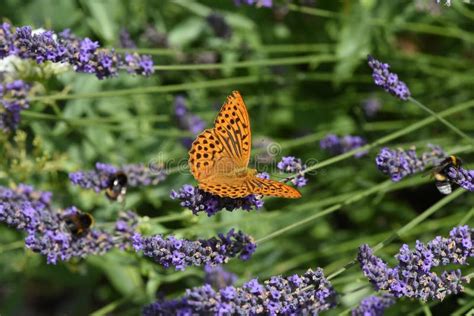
left=368, top=55, right=411, bottom=101
left=133, top=229, right=256, bottom=270
left=206, top=13, right=232, bottom=39
left=173, top=95, right=206, bottom=148
left=69, top=162, right=166, bottom=197
left=375, top=144, right=446, bottom=182
left=362, top=97, right=381, bottom=117
left=320, top=134, right=367, bottom=158
left=0, top=79, right=30, bottom=132
left=204, top=265, right=237, bottom=289
left=446, top=166, right=474, bottom=192
left=0, top=23, right=14, bottom=57
left=352, top=294, right=395, bottom=316
left=119, top=28, right=137, bottom=49
left=170, top=184, right=264, bottom=216
left=358, top=226, right=473, bottom=301
left=1, top=23, right=154, bottom=79
left=0, top=184, right=138, bottom=264
left=124, top=52, right=154, bottom=76
left=277, top=156, right=308, bottom=187
left=234, top=0, right=273, bottom=7
left=143, top=267, right=336, bottom=315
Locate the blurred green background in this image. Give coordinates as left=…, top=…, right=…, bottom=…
left=1, top=0, right=474, bottom=315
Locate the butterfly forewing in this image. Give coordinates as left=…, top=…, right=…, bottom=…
left=212, top=91, right=251, bottom=168
left=189, top=129, right=224, bottom=181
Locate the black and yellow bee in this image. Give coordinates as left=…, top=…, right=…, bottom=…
left=105, top=172, right=128, bottom=202
left=64, top=211, right=94, bottom=236
left=431, top=155, right=462, bottom=195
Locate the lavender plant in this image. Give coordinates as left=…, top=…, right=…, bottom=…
left=0, top=23, right=154, bottom=79
left=0, top=79, right=30, bottom=132
left=367, top=55, right=411, bottom=101
left=170, top=184, right=264, bottom=216
left=143, top=267, right=336, bottom=315
left=132, top=229, right=256, bottom=270
left=69, top=162, right=166, bottom=194
left=320, top=134, right=367, bottom=158
left=173, top=95, right=206, bottom=148
left=358, top=226, right=473, bottom=301
left=2, top=1, right=474, bottom=315
left=375, top=144, right=446, bottom=181
left=204, top=265, right=238, bottom=289
left=352, top=294, right=395, bottom=316
left=0, top=184, right=137, bottom=264
left=277, top=156, right=308, bottom=187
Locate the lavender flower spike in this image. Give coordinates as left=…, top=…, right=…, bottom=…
left=320, top=134, right=367, bottom=158
left=368, top=55, right=411, bottom=100
left=234, top=0, right=273, bottom=7
left=375, top=144, right=445, bottom=182
left=0, top=184, right=138, bottom=264
left=170, top=182, right=264, bottom=217
left=204, top=265, right=237, bottom=289
left=0, top=79, right=31, bottom=132
left=352, top=294, right=395, bottom=316
left=358, top=225, right=473, bottom=301
left=1, top=23, right=154, bottom=79
left=447, top=166, right=474, bottom=192
left=173, top=95, right=206, bottom=148
left=69, top=162, right=166, bottom=194
left=277, top=156, right=309, bottom=187
left=133, top=229, right=256, bottom=270
left=143, top=267, right=336, bottom=315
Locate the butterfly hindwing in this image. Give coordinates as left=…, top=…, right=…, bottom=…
left=199, top=178, right=250, bottom=198
left=245, top=177, right=302, bottom=199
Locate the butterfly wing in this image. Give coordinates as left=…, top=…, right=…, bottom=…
left=189, top=91, right=251, bottom=181
left=246, top=177, right=302, bottom=198
left=199, top=177, right=249, bottom=198
left=189, top=91, right=301, bottom=199
left=212, top=91, right=251, bottom=168
left=199, top=176, right=301, bottom=199
left=189, top=129, right=223, bottom=181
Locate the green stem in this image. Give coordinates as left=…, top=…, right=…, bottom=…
left=21, top=111, right=169, bottom=124
left=287, top=3, right=340, bottom=18
left=459, top=207, right=474, bottom=225
left=116, top=43, right=334, bottom=56
left=295, top=99, right=474, bottom=178
left=408, top=97, right=473, bottom=145
left=255, top=180, right=392, bottom=244
left=30, top=76, right=263, bottom=102
left=90, top=297, right=128, bottom=316
left=326, top=189, right=465, bottom=280
left=422, top=303, right=433, bottom=316
left=259, top=43, right=333, bottom=54
left=153, top=54, right=336, bottom=71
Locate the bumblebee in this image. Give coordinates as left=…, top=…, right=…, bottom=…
left=431, top=155, right=462, bottom=195
left=64, top=211, right=94, bottom=236
left=105, top=172, right=128, bottom=202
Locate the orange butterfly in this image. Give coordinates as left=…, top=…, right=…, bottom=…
left=188, top=91, right=301, bottom=199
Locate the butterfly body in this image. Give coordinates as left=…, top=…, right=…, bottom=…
left=189, top=91, right=301, bottom=199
